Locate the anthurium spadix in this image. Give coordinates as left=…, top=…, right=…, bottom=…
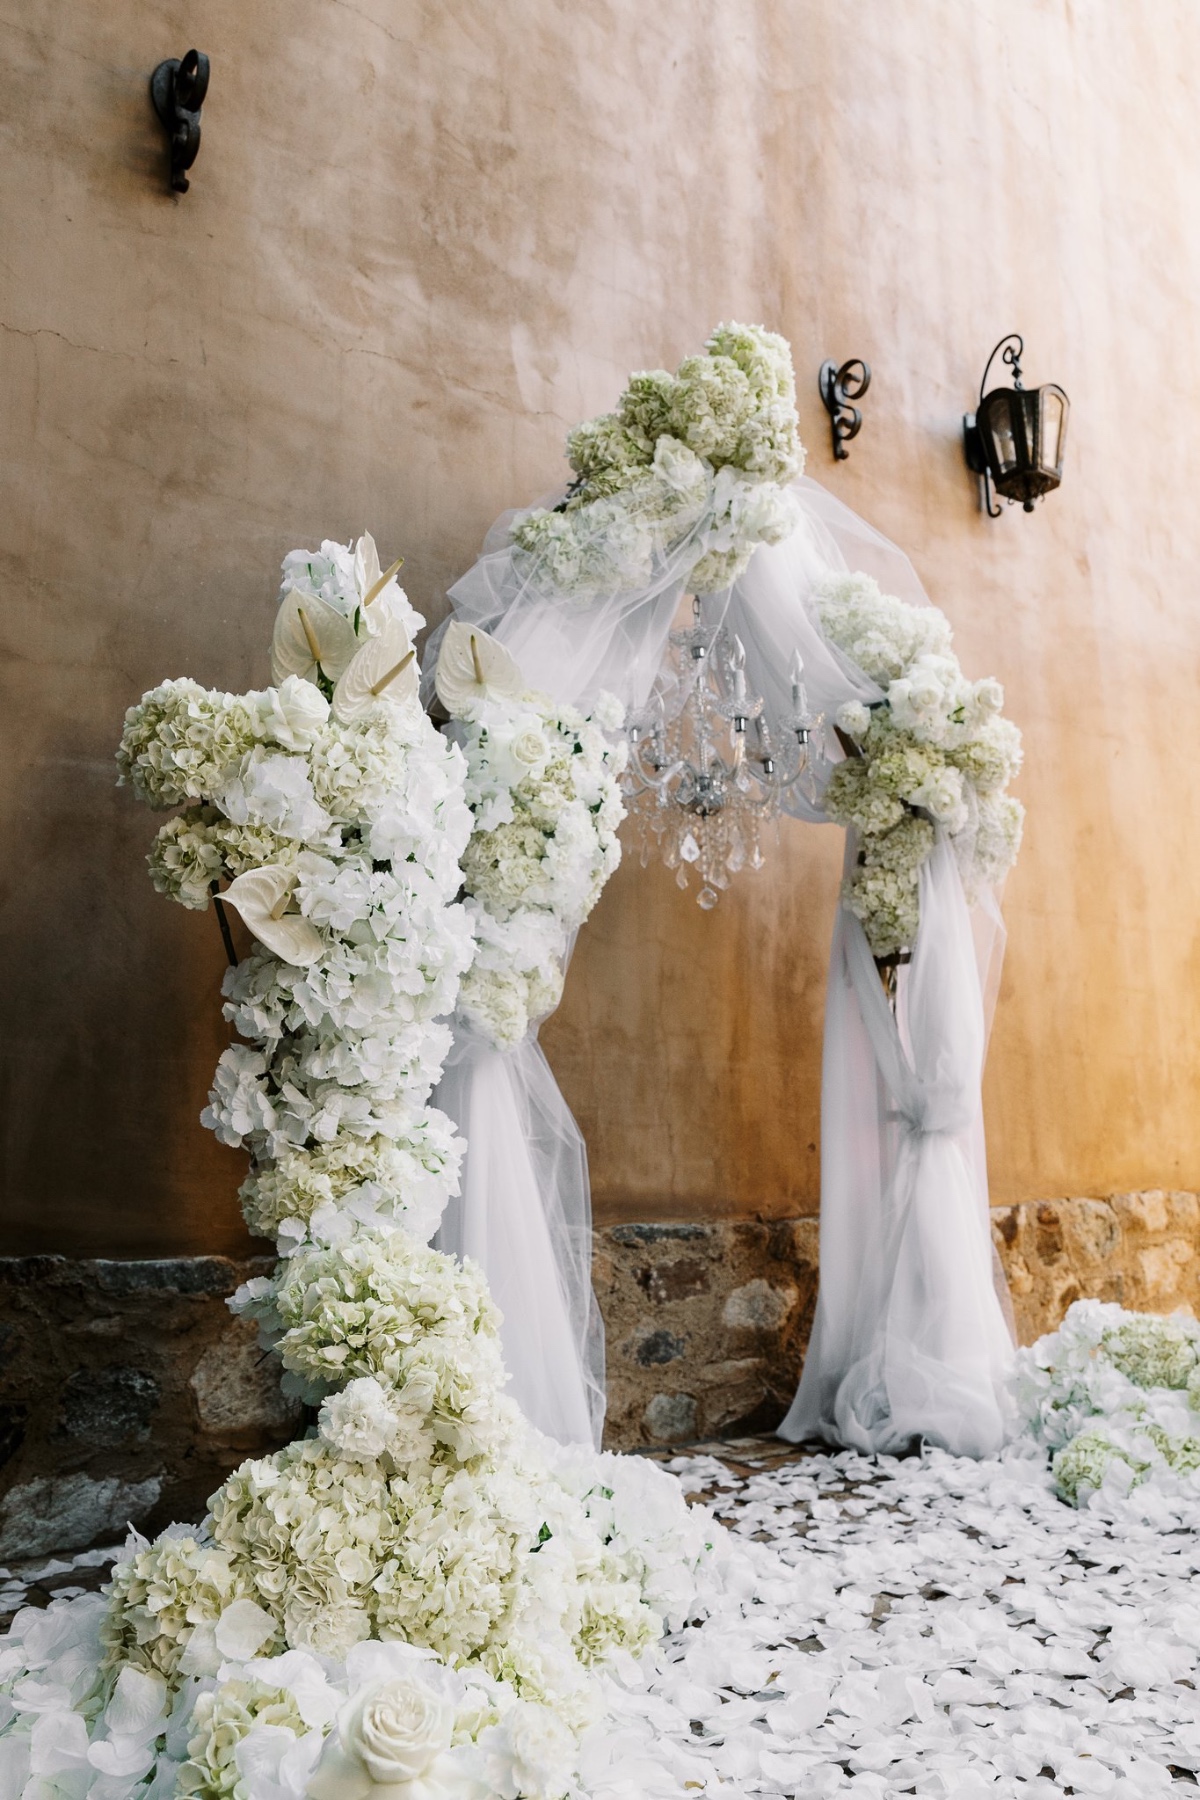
left=434, top=621, right=525, bottom=715
left=271, top=590, right=359, bottom=688
left=332, top=615, right=418, bottom=724
left=221, top=865, right=324, bottom=966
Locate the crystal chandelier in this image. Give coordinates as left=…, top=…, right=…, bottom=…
left=623, top=598, right=823, bottom=907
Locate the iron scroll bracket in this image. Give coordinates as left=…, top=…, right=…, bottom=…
left=150, top=50, right=210, bottom=193
left=818, top=358, right=872, bottom=460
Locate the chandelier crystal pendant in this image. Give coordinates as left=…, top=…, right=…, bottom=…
left=623, top=598, right=824, bottom=908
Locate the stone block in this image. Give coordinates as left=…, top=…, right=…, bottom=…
left=0, top=1254, right=297, bottom=1552
left=633, top=1258, right=710, bottom=1304
left=599, top=1218, right=815, bottom=1449
left=623, top=1328, right=687, bottom=1367
left=189, top=1323, right=298, bottom=1441
left=1111, top=1190, right=1171, bottom=1237
left=642, top=1393, right=697, bottom=1442
left=1062, top=1199, right=1120, bottom=1265
left=1134, top=1242, right=1194, bottom=1307
left=59, top=1368, right=160, bottom=1445
left=0, top=1473, right=161, bottom=1561
left=722, top=1279, right=798, bottom=1334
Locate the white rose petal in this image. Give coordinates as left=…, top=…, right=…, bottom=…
left=214, top=1597, right=278, bottom=1662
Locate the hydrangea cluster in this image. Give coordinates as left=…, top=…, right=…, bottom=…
left=1013, top=1299, right=1200, bottom=1507
left=817, top=571, right=1025, bottom=957
left=118, top=547, right=475, bottom=1253
left=436, top=628, right=628, bottom=1051
left=510, top=323, right=805, bottom=600
left=0, top=534, right=735, bottom=1800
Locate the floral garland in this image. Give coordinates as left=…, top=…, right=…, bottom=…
left=1014, top=1300, right=1200, bottom=1510
left=510, top=322, right=805, bottom=600
left=0, top=536, right=724, bottom=1800
left=433, top=623, right=627, bottom=1052
left=816, top=572, right=1025, bottom=958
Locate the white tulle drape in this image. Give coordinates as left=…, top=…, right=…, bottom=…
left=429, top=475, right=1015, bottom=1457
left=434, top=1030, right=604, bottom=1446
left=778, top=833, right=1014, bottom=1456
left=427, top=504, right=706, bottom=1447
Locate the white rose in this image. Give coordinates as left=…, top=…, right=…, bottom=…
left=308, top=1679, right=455, bottom=1800
left=651, top=434, right=709, bottom=503
left=510, top=727, right=550, bottom=777
left=268, top=675, right=331, bottom=750
left=909, top=764, right=966, bottom=828
left=969, top=675, right=1004, bottom=721
left=486, top=718, right=551, bottom=790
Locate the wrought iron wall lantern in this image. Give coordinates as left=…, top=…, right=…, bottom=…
left=819, top=358, right=872, bottom=460
left=150, top=49, right=210, bottom=193
left=963, top=334, right=1069, bottom=517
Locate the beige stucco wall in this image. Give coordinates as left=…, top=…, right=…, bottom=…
left=3, top=0, right=1199, bottom=1254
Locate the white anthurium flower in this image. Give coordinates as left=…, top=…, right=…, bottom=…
left=307, top=1677, right=465, bottom=1800
left=273, top=589, right=360, bottom=687
left=354, top=533, right=404, bottom=613
left=434, top=622, right=525, bottom=717
left=222, top=865, right=324, bottom=966
left=333, top=616, right=418, bottom=724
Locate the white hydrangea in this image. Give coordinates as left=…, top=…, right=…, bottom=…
left=1014, top=1301, right=1200, bottom=1507
left=443, top=681, right=626, bottom=1053
left=510, top=323, right=805, bottom=601
left=816, top=572, right=1023, bottom=955
left=77, top=531, right=734, bottom=1799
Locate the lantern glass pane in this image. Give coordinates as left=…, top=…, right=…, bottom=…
left=987, top=398, right=1018, bottom=474
left=1039, top=390, right=1065, bottom=473
left=1015, top=391, right=1040, bottom=467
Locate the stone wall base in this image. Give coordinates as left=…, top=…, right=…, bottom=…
left=0, top=1257, right=301, bottom=1561
left=0, top=1190, right=1195, bottom=1553
left=597, top=1191, right=1200, bottom=1450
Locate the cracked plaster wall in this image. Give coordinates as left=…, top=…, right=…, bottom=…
left=3, top=3, right=1200, bottom=1256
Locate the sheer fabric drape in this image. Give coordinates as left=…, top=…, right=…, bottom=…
left=426, top=508, right=705, bottom=1447
left=778, top=834, right=1014, bottom=1456
left=434, top=1030, right=603, bottom=1446
left=429, top=476, right=1016, bottom=1457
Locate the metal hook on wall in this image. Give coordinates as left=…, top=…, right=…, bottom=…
left=818, top=358, right=872, bottom=460
left=150, top=49, right=210, bottom=193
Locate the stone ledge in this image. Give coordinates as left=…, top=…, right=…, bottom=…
left=992, top=1189, right=1200, bottom=1343
left=595, top=1219, right=819, bottom=1451
left=0, top=1255, right=301, bottom=1560
left=2, top=1190, right=1195, bottom=1547
left=597, top=1191, right=1200, bottom=1450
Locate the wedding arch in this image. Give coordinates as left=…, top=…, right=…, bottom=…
left=425, top=323, right=1023, bottom=1460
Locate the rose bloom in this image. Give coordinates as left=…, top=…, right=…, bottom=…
left=308, top=1677, right=459, bottom=1800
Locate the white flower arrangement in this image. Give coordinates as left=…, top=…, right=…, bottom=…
left=817, top=571, right=1025, bottom=957
left=509, top=322, right=805, bottom=601
left=434, top=623, right=628, bottom=1052
left=1013, top=1300, right=1200, bottom=1508
left=0, top=533, right=729, bottom=1800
